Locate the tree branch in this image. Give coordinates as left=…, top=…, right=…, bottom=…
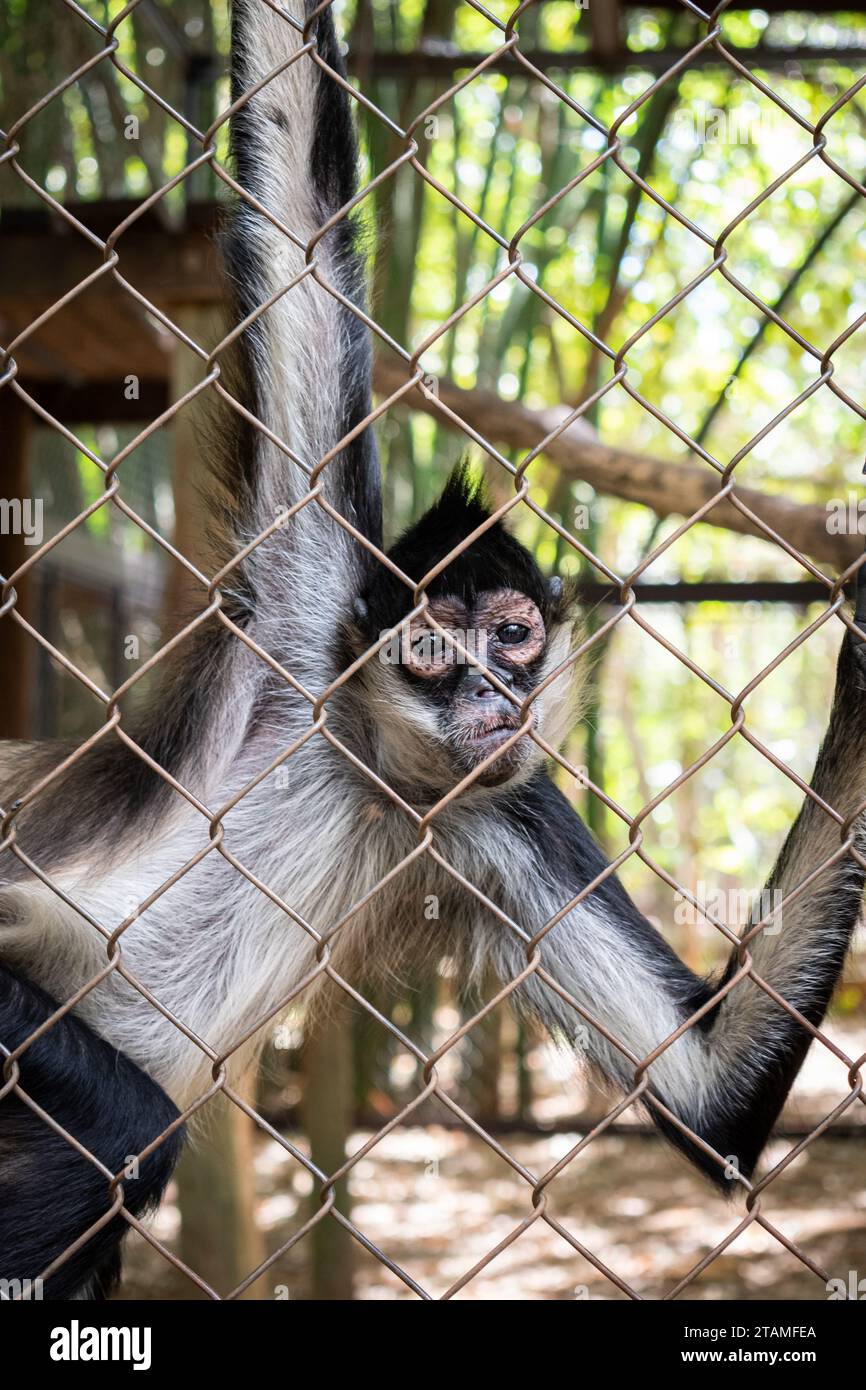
left=373, top=358, right=856, bottom=569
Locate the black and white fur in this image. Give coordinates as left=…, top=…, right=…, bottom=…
left=1, top=0, right=864, bottom=1298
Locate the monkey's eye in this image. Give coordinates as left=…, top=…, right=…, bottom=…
left=496, top=622, right=530, bottom=646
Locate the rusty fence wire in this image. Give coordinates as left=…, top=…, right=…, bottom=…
left=1, top=0, right=866, bottom=1300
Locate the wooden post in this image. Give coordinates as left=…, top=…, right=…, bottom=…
left=468, top=971, right=503, bottom=1124
left=303, top=1008, right=356, bottom=1301
left=589, top=0, right=621, bottom=58
left=175, top=1092, right=266, bottom=1298
left=0, top=392, right=34, bottom=740
left=168, top=306, right=266, bottom=1298
left=161, top=305, right=222, bottom=626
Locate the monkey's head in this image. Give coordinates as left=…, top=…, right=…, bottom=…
left=347, top=468, right=582, bottom=798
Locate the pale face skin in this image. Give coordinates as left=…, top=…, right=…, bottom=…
left=404, top=587, right=548, bottom=786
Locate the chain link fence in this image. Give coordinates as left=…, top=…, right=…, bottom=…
left=1, top=0, right=865, bottom=1300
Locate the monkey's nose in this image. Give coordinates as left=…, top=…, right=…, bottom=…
left=464, top=670, right=513, bottom=701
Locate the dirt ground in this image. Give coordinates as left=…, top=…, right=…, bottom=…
left=120, top=1024, right=866, bottom=1301
left=119, top=1126, right=866, bottom=1301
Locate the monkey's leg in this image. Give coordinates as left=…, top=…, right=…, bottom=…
left=0, top=965, right=184, bottom=1299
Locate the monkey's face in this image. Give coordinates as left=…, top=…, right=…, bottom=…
left=349, top=470, right=581, bottom=799
left=352, top=579, right=579, bottom=798
left=400, top=588, right=549, bottom=788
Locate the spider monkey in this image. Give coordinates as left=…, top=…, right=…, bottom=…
left=1, top=0, right=865, bottom=1300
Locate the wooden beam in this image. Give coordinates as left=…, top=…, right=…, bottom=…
left=576, top=580, right=845, bottom=606
left=0, top=392, right=34, bottom=740
left=22, top=379, right=169, bottom=423
left=619, top=0, right=866, bottom=9
left=2, top=295, right=176, bottom=385
left=359, top=42, right=866, bottom=78
left=373, top=357, right=858, bottom=569
left=0, top=205, right=224, bottom=311
left=0, top=206, right=223, bottom=387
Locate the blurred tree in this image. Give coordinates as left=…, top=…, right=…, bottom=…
left=302, top=1003, right=355, bottom=1301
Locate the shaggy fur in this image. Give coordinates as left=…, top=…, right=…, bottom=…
left=0, top=0, right=864, bottom=1297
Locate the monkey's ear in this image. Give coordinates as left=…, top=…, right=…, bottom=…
left=546, top=574, right=580, bottom=621
left=353, top=596, right=371, bottom=627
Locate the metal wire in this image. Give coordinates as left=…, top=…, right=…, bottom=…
left=1, top=0, right=865, bottom=1300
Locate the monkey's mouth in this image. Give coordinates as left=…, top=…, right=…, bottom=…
left=468, top=718, right=520, bottom=753
left=459, top=718, right=528, bottom=781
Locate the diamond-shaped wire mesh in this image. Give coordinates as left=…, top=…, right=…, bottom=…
left=1, top=0, right=865, bottom=1300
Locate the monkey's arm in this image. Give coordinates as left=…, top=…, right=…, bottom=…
left=1, top=1, right=377, bottom=858
left=496, top=620, right=866, bottom=1190
left=693, top=617, right=866, bottom=1183
left=217, top=0, right=381, bottom=659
